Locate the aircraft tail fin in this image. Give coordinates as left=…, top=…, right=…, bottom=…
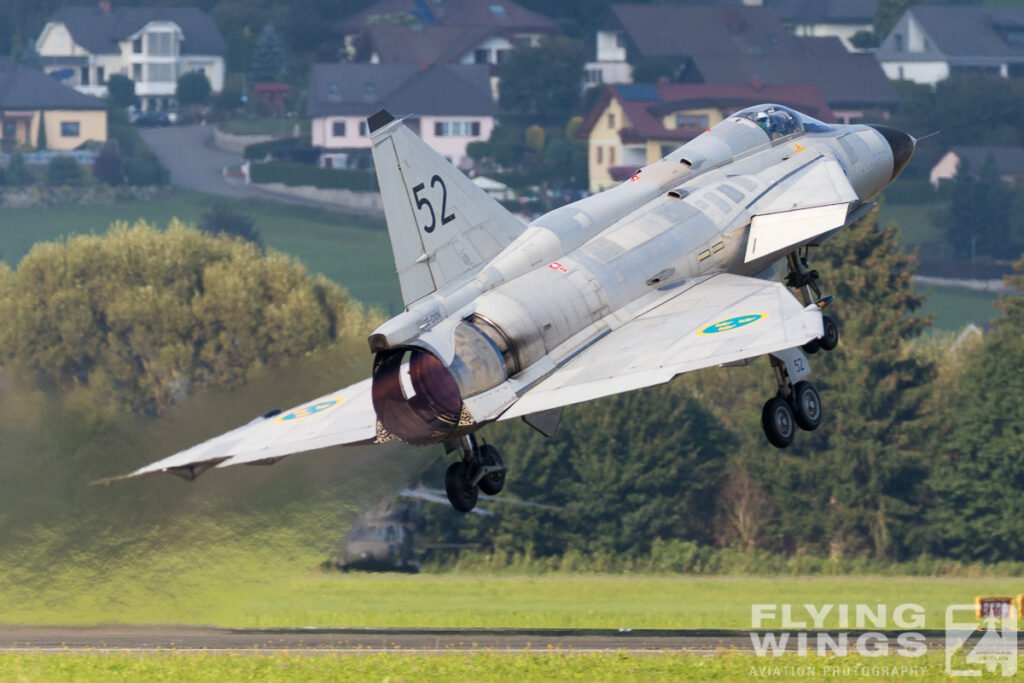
left=368, top=110, right=525, bottom=307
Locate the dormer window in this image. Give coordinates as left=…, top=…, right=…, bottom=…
left=133, top=37, right=143, bottom=54
left=148, top=32, right=174, bottom=56
left=893, top=34, right=903, bottom=52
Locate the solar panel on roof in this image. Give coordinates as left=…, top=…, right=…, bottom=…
left=618, top=84, right=659, bottom=101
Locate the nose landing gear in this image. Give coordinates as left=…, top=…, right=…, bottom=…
left=443, top=434, right=506, bottom=513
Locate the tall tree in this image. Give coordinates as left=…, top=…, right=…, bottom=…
left=499, top=36, right=586, bottom=116
left=248, top=23, right=287, bottom=83
left=942, top=155, right=1015, bottom=260
left=0, top=220, right=373, bottom=415
left=926, top=257, right=1024, bottom=561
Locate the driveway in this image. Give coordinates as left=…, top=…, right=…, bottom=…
left=137, top=124, right=250, bottom=198
left=138, top=124, right=352, bottom=212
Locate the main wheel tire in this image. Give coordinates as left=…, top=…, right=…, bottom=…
left=790, top=381, right=822, bottom=431
left=819, top=315, right=839, bottom=351
left=761, top=396, right=796, bottom=448
left=444, top=461, right=478, bottom=513
left=477, top=444, right=505, bottom=495
left=802, top=338, right=821, bottom=354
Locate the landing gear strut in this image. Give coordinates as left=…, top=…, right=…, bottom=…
left=443, top=434, right=506, bottom=513
left=760, top=249, right=834, bottom=448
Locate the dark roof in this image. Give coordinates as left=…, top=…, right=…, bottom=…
left=604, top=4, right=896, bottom=109
left=579, top=81, right=835, bottom=144
left=893, top=6, right=1024, bottom=59
left=0, top=60, right=107, bottom=110
left=362, top=24, right=505, bottom=65
left=765, top=0, right=877, bottom=25
left=951, top=146, right=1024, bottom=176
left=338, top=0, right=558, bottom=33
left=307, top=63, right=496, bottom=117
left=47, top=6, right=225, bottom=56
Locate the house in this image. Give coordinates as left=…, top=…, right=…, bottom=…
left=876, top=6, right=1024, bottom=85
left=36, top=3, right=226, bottom=111
left=584, top=4, right=897, bottom=123
left=0, top=59, right=107, bottom=152
left=763, top=0, right=877, bottom=53
left=930, top=146, right=1024, bottom=188
left=308, top=63, right=496, bottom=169
left=579, top=81, right=834, bottom=193
left=335, top=0, right=559, bottom=98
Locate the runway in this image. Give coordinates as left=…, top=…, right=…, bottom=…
left=0, top=626, right=971, bottom=654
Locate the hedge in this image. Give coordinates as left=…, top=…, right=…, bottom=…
left=249, top=162, right=379, bottom=191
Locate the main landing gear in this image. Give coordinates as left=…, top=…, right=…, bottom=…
left=761, top=249, right=839, bottom=449
left=443, top=434, right=506, bottom=513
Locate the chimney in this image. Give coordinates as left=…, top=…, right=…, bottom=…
left=750, top=76, right=763, bottom=92
left=99, top=2, right=112, bottom=13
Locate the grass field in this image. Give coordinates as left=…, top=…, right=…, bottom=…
left=4, top=569, right=1022, bottom=630
left=0, top=651, right=982, bottom=682
left=917, top=284, right=1001, bottom=331
left=0, top=191, right=402, bottom=313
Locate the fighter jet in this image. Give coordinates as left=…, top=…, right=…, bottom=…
left=116, top=104, right=915, bottom=513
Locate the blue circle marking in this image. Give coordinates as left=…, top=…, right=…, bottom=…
left=698, top=313, right=766, bottom=336
left=277, top=398, right=343, bottom=422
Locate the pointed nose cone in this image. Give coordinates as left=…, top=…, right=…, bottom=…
left=869, top=125, right=915, bottom=182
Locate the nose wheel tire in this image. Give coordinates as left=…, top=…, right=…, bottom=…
left=477, top=444, right=506, bottom=496
left=444, top=461, right=478, bottom=513
left=762, top=397, right=796, bottom=448
left=790, top=381, right=822, bottom=431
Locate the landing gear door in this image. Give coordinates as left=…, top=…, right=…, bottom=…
left=770, top=347, right=811, bottom=382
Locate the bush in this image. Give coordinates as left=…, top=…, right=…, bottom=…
left=176, top=71, right=212, bottom=107
left=4, top=153, right=32, bottom=185
left=249, top=162, right=378, bottom=191
left=883, top=178, right=937, bottom=204
left=107, top=74, right=136, bottom=109
left=123, top=152, right=169, bottom=186
left=92, top=143, right=123, bottom=186
left=199, top=202, right=262, bottom=246
left=46, top=156, right=82, bottom=186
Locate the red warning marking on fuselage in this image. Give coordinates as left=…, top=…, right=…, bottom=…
left=548, top=262, right=569, bottom=273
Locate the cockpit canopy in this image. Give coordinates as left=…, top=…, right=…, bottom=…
left=731, top=104, right=833, bottom=140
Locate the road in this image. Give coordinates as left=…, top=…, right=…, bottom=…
left=137, top=125, right=353, bottom=212
left=0, top=626, right=969, bottom=654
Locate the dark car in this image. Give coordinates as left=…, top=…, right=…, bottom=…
left=133, top=111, right=172, bottom=127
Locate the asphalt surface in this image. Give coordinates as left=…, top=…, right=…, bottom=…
left=137, top=125, right=354, bottom=212
left=0, top=626, right=973, bottom=654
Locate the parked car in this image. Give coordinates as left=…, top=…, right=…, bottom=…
left=133, top=111, right=172, bottom=127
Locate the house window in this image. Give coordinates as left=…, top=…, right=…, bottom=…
left=584, top=69, right=603, bottom=84
left=474, top=48, right=490, bottom=65
left=97, top=66, right=105, bottom=84
left=61, top=122, right=80, bottom=137
left=597, top=147, right=603, bottom=164
left=675, top=114, right=708, bottom=129
left=434, top=121, right=481, bottom=136
left=149, top=63, right=174, bottom=82
left=133, top=37, right=143, bottom=54
left=360, top=121, right=370, bottom=136
left=332, top=121, right=346, bottom=136
left=148, top=32, right=174, bottom=56
left=132, top=63, right=143, bottom=81
left=893, top=34, right=903, bottom=52
left=495, top=49, right=511, bottom=64
left=80, top=66, right=90, bottom=85
left=609, top=147, right=616, bottom=165
left=607, top=113, right=615, bottom=128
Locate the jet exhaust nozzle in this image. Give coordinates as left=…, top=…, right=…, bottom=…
left=372, top=347, right=462, bottom=445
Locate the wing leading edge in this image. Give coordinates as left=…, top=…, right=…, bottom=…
left=501, top=273, right=822, bottom=419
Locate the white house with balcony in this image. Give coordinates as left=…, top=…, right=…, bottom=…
left=876, top=6, right=1024, bottom=86
left=309, top=63, right=496, bottom=170
left=36, top=5, right=225, bottom=111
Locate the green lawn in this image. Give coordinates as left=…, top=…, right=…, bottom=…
left=0, top=191, right=402, bottom=313
left=0, top=651, right=980, bottom=682
left=916, top=285, right=1001, bottom=331
left=878, top=202, right=945, bottom=248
